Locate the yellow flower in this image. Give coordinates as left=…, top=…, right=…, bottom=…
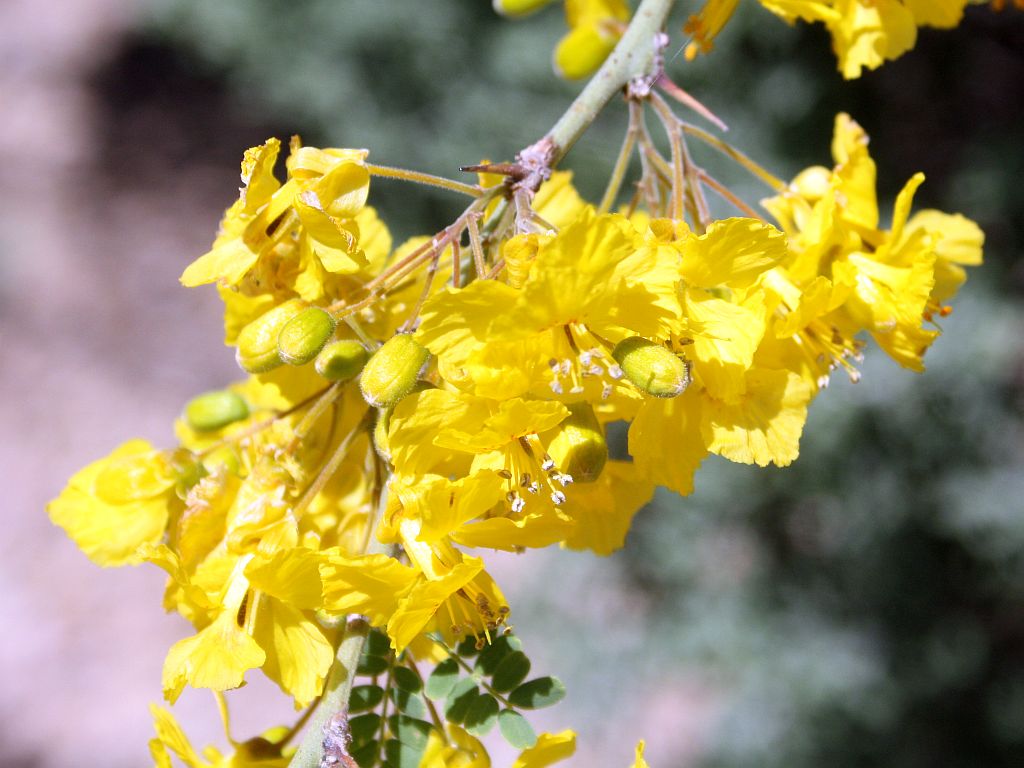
left=149, top=704, right=292, bottom=767
left=419, top=723, right=491, bottom=767
left=554, top=0, right=631, bottom=79
left=759, top=0, right=971, bottom=78
left=321, top=531, right=510, bottom=652
left=676, top=217, right=788, bottom=401
left=683, top=0, right=741, bottom=60
left=417, top=211, right=680, bottom=403
left=763, top=113, right=982, bottom=378
left=631, top=740, right=651, bottom=768
left=48, top=440, right=184, bottom=566
left=156, top=546, right=332, bottom=707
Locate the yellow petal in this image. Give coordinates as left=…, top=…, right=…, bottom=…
left=310, top=160, right=370, bottom=219
left=388, top=389, right=482, bottom=477
left=678, top=218, right=787, bottom=290
left=404, top=473, right=507, bottom=544
left=246, top=548, right=323, bottom=611
left=162, top=610, right=266, bottom=702
left=238, top=138, right=282, bottom=215
left=452, top=510, right=575, bottom=550
left=48, top=440, right=175, bottom=567
left=494, top=0, right=555, bottom=17
left=180, top=238, right=260, bottom=288
left=512, top=730, right=577, bottom=768
left=386, top=558, right=484, bottom=652
left=629, top=389, right=708, bottom=496
left=562, top=462, right=654, bottom=556
left=685, top=288, right=767, bottom=401
left=149, top=704, right=206, bottom=768
left=906, top=210, right=984, bottom=266
left=702, top=369, right=812, bottom=467
left=554, top=23, right=618, bottom=80
left=253, top=600, right=333, bottom=708
left=631, top=739, right=651, bottom=768
left=320, top=552, right=417, bottom=626
left=834, top=0, right=917, bottom=79
left=903, top=0, right=968, bottom=28
left=435, top=399, right=569, bottom=454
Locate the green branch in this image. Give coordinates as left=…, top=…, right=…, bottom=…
left=287, top=617, right=369, bottom=768
left=544, top=0, right=677, bottom=165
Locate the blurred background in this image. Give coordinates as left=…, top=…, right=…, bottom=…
left=1, top=1, right=1022, bottom=766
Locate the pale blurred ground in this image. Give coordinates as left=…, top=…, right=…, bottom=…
left=0, top=1, right=249, bottom=764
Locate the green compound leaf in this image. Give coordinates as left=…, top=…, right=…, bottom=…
left=365, top=628, right=392, bottom=657
left=357, top=654, right=389, bottom=676
left=389, top=686, right=428, bottom=719
left=491, top=650, right=531, bottom=693
left=508, top=676, right=566, bottom=709
left=425, top=658, right=461, bottom=701
left=349, top=684, right=385, bottom=713
left=348, top=713, right=382, bottom=747
left=498, top=708, right=538, bottom=749
left=387, top=715, right=433, bottom=750
left=455, top=636, right=481, bottom=657
left=463, top=692, right=500, bottom=737
left=392, top=666, right=423, bottom=693
left=474, top=634, right=523, bottom=677
left=444, top=677, right=480, bottom=724
left=350, top=740, right=378, bottom=768
left=384, top=736, right=426, bottom=768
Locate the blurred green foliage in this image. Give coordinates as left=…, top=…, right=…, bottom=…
left=135, top=1, right=1024, bottom=765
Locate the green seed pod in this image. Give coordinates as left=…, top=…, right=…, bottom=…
left=235, top=299, right=306, bottom=373
left=315, top=339, right=369, bottom=382
left=546, top=402, right=607, bottom=483
left=359, top=334, right=431, bottom=408
left=611, top=336, right=691, bottom=398
left=184, top=389, right=250, bottom=432
left=277, top=307, right=337, bottom=365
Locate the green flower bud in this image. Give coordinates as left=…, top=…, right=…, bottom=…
left=546, top=402, right=607, bottom=483
left=315, top=339, right=369, bottom=381
left=184, top=389, right=250, bottom=432
left=235, top=299, right=306, bottom=373
left=359, top=334, right=431, bottom=408
left=277, top=307, right=337, bottom=365
left=611, top=336, right=691, bottom=398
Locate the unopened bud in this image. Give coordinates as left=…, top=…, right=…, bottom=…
left=315, top=339, right=369, bottom=382
left=792, top=166, right=831, bottom=201
left=546, top=402, right=607, bottom=483
left=359, top=334, right=430, bottom=408
left=493, top=0, right=552, bottom=17
left=277, top=307, right=336, bottom=365
left=184, top=390, right=250, bottom=432
left=235, top=299, right=306, bottom=373
left=611, top=337, right=691, bottom=398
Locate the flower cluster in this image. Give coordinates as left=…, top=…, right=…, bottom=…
left=47, top=3, right=986, bottom=766
left=504, top=0, right=1016, bottom=81
left=49, top=109, right=980, bottom=766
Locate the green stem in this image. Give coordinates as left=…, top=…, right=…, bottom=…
left=287, top=617, right=370, bottom=768
left=544, top=0, right=677, bottom=165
